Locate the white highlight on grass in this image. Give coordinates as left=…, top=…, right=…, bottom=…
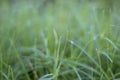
left=69, top=40, right=74, bottom=44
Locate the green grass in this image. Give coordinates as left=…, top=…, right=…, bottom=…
left=0, top=0, right=120, bottom=80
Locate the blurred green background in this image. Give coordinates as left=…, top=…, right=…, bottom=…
left=0, top=0, right=120, bottom=80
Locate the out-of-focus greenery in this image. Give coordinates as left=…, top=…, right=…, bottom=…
left=0, top=0, right=120, bottom=80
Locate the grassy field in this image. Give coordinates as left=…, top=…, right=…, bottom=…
left=0, top=0, right=120, bottom=80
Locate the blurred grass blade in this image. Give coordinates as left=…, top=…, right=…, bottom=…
left=104, top=37, right=118, bottom=50
left=0, top=71, right=8, bottom=80
left=73, top=67, right=82, bottom=80
left=101, top=51, right=113, bottom=63
left=39, top=73, right=53, bottom=80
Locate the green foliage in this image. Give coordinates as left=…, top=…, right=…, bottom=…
left=0, top=0, right=120, bottom=80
